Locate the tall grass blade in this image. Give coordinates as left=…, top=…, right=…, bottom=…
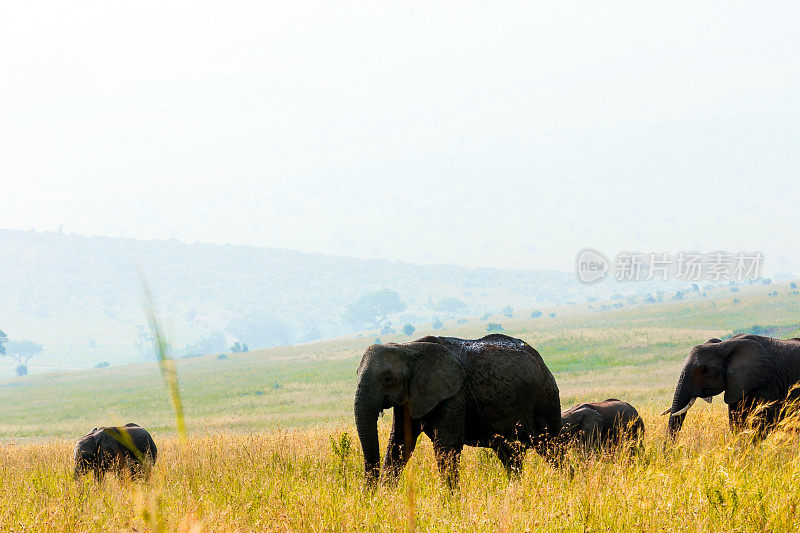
left=140, top=272, right=187, bottom=443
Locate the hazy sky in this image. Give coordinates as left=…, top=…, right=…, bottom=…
left=1, top=1, right=798, bottom=272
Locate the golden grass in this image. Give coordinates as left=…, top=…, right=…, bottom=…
left=3, top=406, right=800, bottom=531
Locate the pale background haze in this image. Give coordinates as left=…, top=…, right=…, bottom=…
left=1, top=1, right=798, bottom=271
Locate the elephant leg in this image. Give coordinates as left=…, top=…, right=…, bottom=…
left=382, top=404, right=421, bottom=481
left=753, top=402, right=780, bottom=439
left=129, top=457, right=145, bottom=480
left=729, top=397, right=777, bottom=439
left=493, top=440, right=524, bottom=477
left=533, top=405, right=565, bottom=462
left=728, top=399, right=748, bottom=432
left=433, top=443, right=462, bottom=489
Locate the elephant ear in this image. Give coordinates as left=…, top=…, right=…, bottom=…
left=724, top=338, right=771, bottom=404
left=576, top=407, right=604, bottom=435
left=406, top=342, right=466, bottom=419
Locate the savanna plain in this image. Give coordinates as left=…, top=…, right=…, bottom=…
left=2, top=282, right=800, bottom=531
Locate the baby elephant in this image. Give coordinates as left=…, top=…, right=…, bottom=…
left=73, top=423, right=157, bottom=480
left=560, top=399, right=644, bottom=449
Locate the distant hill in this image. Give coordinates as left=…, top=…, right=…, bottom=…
left=0, top=228, right=599, bottom=368
left=0, top=229, right=787, bottom=370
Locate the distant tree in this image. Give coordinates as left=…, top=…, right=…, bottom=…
left=530, top=310, right=543, bottom=319
left=135, top=325, right=155, bottom=361
left=456, top=318, right=467, bottom=324
left=343, top=289, right=406, bottom=328
left=0, top=330, right=6, bottom=356
left=228, top=341, right=250, bottom=353
left=95, top=361, right=110, bottom=368
left=548, top=312, right=556, bottom=318
left=486, top=322, right=504, bottom=333
left=791, top=282, right=798, bottom=289
left=381, top=322, right=396, bottom=335
left=501, top=305, right=513, bottom=318
left=402, top=323, right=416, bottom=336
left=3, top=340, right=43, bottom=376
left=432, top=317, right=444, bottom=330
left=434, top=297, right=467, bottom=318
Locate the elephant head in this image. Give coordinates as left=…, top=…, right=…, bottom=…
left=560, top=406, right=604, bottom=446
left=665, top=336, right=771, bottom=436
left=354, top=340, right=465, bottom=482
left=73, top=429, right=108, bottom=479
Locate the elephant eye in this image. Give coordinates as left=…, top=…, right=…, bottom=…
left=383, top=375, right=396, bottom=384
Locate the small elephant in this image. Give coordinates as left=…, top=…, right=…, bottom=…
left=665, top=335, right=800, bottom=439
left=559, top=399, right=644, bottom=449
left=354, top=334, right=561, bottom=486
left=73, top=423, right=157, bottom=480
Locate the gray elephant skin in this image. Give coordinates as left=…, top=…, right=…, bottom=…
left=560, top=399, right=644, bottom=448
left=74, top=423, right=157, bottom=480
left=665, top=335, right=800, bottom=438
left=354, top=334, right=561, bottom=485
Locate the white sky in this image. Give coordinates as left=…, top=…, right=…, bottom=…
left=1, top=1, right=798, bottom=272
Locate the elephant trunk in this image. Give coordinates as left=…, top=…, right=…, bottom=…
left=667, top=366, right=697, bottom=438
left=354, top=388, right=381, bottom=484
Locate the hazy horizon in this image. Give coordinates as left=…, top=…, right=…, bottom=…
left=2, top=2, right=798, bottom=273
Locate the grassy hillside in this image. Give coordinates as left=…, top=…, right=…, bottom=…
left=2, top=280, right=798, bottom=440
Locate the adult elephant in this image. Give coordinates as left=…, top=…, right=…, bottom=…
left=560, top=399, right=644, bottom=448
left=664, top=335, right=800, bottom=438
left=354, top=334, right=561, bottom=485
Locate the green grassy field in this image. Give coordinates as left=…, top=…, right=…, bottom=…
left=1, top=281, right=799, bottom=531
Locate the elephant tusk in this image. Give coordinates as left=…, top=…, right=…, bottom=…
left=660, top=407, right=672, bottom=416
left=670, top=398, right=696, bottom=417
left=702, top=396, right=712, bottom=404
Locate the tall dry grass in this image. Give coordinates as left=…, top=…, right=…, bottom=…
left=2, top=406, right=800, bottom=531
